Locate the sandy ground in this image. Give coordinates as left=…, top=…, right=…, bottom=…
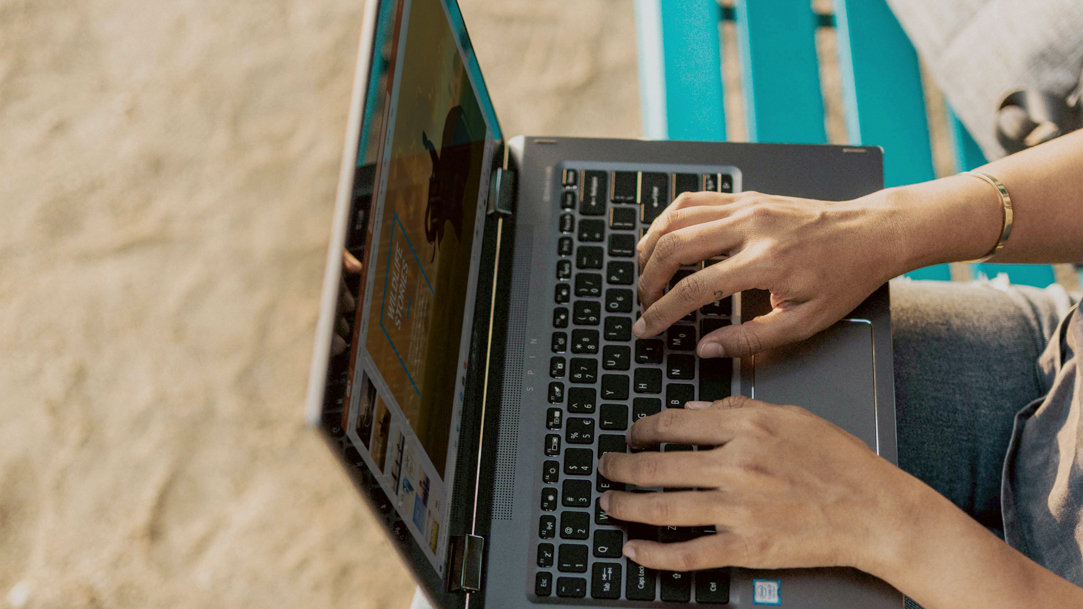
left=0, top=1, right=639, bottom=607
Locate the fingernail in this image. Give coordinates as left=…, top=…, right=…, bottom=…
left=597, top=454, right=607, bottom=474
left=623, top=543, right=637, bottom=561
left=685, top=401, right=712, bottom=410
left=633, top=318, right=647, bottom=337
left=699, top=342, right=724, bottom=358
left=600, top=492, right=611, bottom=512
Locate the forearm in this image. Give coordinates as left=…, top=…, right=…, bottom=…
left=867, top=129, right=1083, bottom=271
left=866, top=470, right=1083, bottom=609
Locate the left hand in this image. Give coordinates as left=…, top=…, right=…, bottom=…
left=597, top=396, right=911, bottom=574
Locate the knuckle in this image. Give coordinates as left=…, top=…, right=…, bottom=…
left=654, top=408, right=682, bottom=434
left=633, top=455, right=661, bottom=484
left=675, top=275, right=705, bottom=304
left=644, top=495, right=674, bottom=523
left=719, top=395, right=754, bottom=409
left=672, top=547, right=701, bottom=572
left=654, top=233, right=683, bottom=261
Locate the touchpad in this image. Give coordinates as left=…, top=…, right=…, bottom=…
left=751, top=320, right=879, bottom=451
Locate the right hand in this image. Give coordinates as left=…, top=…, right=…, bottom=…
left=634, top=190, right=904, bottom=358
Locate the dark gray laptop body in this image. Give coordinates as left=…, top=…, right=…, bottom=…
left=305, top=1, right=901, bottom=608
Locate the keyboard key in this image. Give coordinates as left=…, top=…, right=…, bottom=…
left=580, top=171, right=607, bottom=216
left=541, top=487, right=558, bottom=511
left=604, top=316, right=633, bottom=341
left=576, top=246, right=603, bottom=269
left=556, top=576, right=587, bottom=598
left=626, top=560, right=657, bottom=601
left=667, top=354, right=695, bottom=380
left=666, top=324, right=697, bottom=350
left=569, top=358, right=597, bottom=384
left=701, top=297, right=732, bottom=317
left=598, top=434, right=627, bottom=456
left=635, top=339, right=664, bottom=364
left=596, top=471, right=623, bottom=493
left=674, top=172, right=699, bottom=196
left=702, top=173, right=720, bottom=192
left=557, top=259, right=571, bottom=280
left=560, top=511, right=591, bottom=540
left=599, top=403, right=628, bottom=430
left=539, top=515, right=557, bottom=539
left=595, top=497, right=612, bottom=525
left=605, top=288, right=633, bottom=313
left=666, top=383, right=695, bottom=409
left=549, top=356, right=566, bottom=378
left=700, top=316, right=731, bottom=341
left=567, top=387, right=596, bottom=413
left=536, top=571, right=553, bottom=597
left=574, top=273, right=602, bottom=298
left=578, top=218, right=605, bottom=242
left=548, top=382, right=565, bottom=403
left=699, top=356, right=732, bottom=402
left=659, top=525, right=697, bottom=543
left=546, top=408, right=563, bottom=430
left=633, top=397, right=662, bottom=422
left=559, top=213, right=575, bottom=234
left=571, top=329, right=599, bottom=354
left=562, top=479, right=592, bottom=508
left=608, top=233, right=636, bottom=257
left=609, top=206, right=638, bottom=230
left=720, top=173, right=734, bottom=193
left=564, top=447, right=593, bottom=476
left=545, top=434, right=561, bottom=457
left=663, top=444, right=693, bottom=453
left=572, top=301, right=600, bottom=326
left=592, top=562, right=623, bottom=599
left=566, top=417, right=595, bottom=445
left=634, top=368, right=662, bottom=394
left=538, top=543, right=555, bottom=567
left=560, top=190, right=576, bottom=211
left=554, top=283, right=570, bottom=304
left=661, top=570, right=692, bottom=602
left=593, top=529, right=624, bottom=558
left=640, top=172, right=669, bottom=226
left=696, top=568, right=731, bottom=603
left=543, top=460, right=560, bottom=483
left=558, top=236, right=573, bottom=256
left=601, top=374, right=629, bottom=400
left=612, top=171, right=639, bottom=203
left=562, top=168, right=578, bottom=188
left=668, top=268, right=694, bottom=291
left=552, top=307, right=568, bottom=329
left=602, top=345, right=631, bottom=370
left=558, top=543, right=589, bottom=572
left=606, top=260, right=634, bottom=285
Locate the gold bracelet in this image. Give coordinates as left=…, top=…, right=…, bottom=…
left=965, top=171, right=1014, bottom=262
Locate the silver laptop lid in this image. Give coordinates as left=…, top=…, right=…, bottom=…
left=304, top=0, right=502, bottom=602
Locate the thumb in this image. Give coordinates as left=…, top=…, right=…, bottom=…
left=696, top=305, right=817, bottom=358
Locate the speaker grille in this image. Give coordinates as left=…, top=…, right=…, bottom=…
left=491, top=236, right=532, bottom=520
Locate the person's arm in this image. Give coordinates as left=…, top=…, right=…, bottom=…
left=597, top=398, right=1083, bottom=609
left=633, top=130, right=1083, bottom=357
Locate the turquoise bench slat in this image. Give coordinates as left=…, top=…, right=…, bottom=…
left=634, top=0, right=725, bottom=141
left=834, top=0, right=935, bottom=188
left=970, top=263, right=1057, bottom=287
left=735, top=0, right=826, bottom=144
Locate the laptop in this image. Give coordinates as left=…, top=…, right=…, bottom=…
left=305, top=0, right=902, bottom=607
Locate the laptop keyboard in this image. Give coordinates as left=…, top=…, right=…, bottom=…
left=534, top=165, right=738, bottom=604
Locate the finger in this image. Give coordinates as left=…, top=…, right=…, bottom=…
left=599, top=450, right=719, bottom=489
left=338, top=279, right=356, bottom=312
left=623, top=531, right=737, bottom=572
left=342, top=249, right=363, bottom=273
left=331, top=334, right=347, bottom=356
left=336, top=315, right=350, bottom=337
left=685, top=395, right=760, bottom=411
left=638, top=190, right=740, bottom=248
left=695, top=303, right=820, bottom=358
left=602, top=489, right=724, bottom=527
left=635, top=255, right=751, bottom=338
left=628, top=404, right=755, bottom=447
left=637, top=221, right=742, bottom=311
left=637, top=205, right=731, bottom=268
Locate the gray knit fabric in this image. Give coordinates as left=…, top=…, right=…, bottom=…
left=886, top=0, right=1083, bottom=159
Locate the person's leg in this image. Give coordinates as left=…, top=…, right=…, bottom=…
left=890, top=279, right=1071, bottom=534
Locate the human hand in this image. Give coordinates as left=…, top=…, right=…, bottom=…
left=597, top=396, right=911, bottom=575
left=634, top=191, right=903, bottom=357
left=332, top=249, right=364, bottom=356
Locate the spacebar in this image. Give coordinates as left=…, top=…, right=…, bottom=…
left=698, top=357, right=732, bottom=402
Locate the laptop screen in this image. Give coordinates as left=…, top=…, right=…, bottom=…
left=319, top=0, right=500, bottom=577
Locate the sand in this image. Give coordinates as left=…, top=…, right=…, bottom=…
left=0, top=1, right=638, bottom=607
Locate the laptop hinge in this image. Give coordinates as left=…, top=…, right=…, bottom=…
left=486, top=167, right=515, bottom=216
left=447, top=534, right=485, bottom=593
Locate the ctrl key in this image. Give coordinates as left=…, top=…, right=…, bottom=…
left=556, top=576, right=587, bottom=598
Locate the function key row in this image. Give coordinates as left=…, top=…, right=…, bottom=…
left=561, top=168, right=735, bottom=225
